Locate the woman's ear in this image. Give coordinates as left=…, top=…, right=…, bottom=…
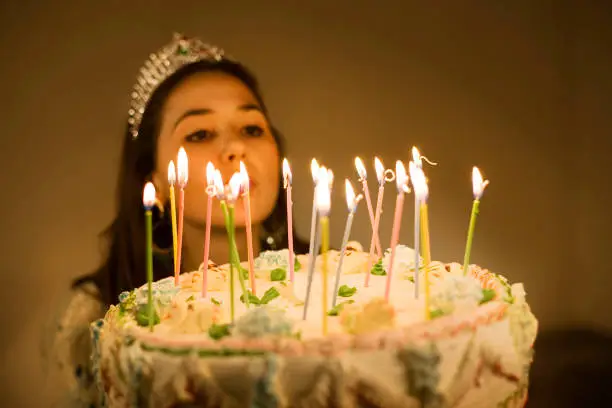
left=151, top=171, right=168, bottom=203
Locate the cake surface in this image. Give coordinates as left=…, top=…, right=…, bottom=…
left=91, top=243, right=537, bottom=407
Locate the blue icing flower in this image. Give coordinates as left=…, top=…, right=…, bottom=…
left=430, top=275, right=483, bottom=314
left=255, top=250, right=290, bottom=269
left=234, top=306, right=293, bottom=338
left=382, top=245, right=422, bottom=274
left=251, top=354, right=279, bottom=408
left=118, top=291, right=131, bottom=303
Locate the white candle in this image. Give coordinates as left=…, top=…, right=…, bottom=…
left=332, top=180, right=362, bottom=307
left=282, top=158, right=295, bottom=282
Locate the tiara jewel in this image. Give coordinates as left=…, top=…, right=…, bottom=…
left=128, top=33, right=228, bottom=139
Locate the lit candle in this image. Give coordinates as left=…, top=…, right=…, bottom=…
left=384, top=161, right=410, bottom=302
left=408, top=162, right=421, bottom=299
left=282, top=159, right=295, bottom=282
left=332, top=180, right=362, bottom=307
left=175, top=147, right=188, bottom=285
left=303, top=165, right=326, bottom=320
left=239, top=162, right=256, bottom=294
left=463, top=166, right=489, bottom=275
left=355, top=157, right=382, bottom=258
left=168, top=161, right=179, bottom=275
left=304, top=159, right=320, bottom=319
left=143, top=182, right=156, bottom=331
left=222, top=172, right=250, bottom=321
left=315, top=169, right=331, bottom=335
left=201, top=162, right=216, bottom=298
left=364, top=157, right=387, bottom=287
left=410, top=162, right=431, bottom=318
left=412, top=147, right=437, bottom=264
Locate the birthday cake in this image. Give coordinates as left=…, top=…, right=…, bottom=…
left=91, top=242, right=537, bottom=407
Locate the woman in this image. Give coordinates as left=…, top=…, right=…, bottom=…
left=51, top=33, right=308, bottom=406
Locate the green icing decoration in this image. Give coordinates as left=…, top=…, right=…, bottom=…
left=270, top=268, right=287, bottom=281
left=407, top=276, right=415, bottom=282
left=211, top=297, right=221, bottom=305
left=260, top=287, right=280, bottom=304
left=239, top=265, right=250, bottom=281
left=208, top=323, right=231, bottom=340
left=430, top=309, right=445, bottom=319
left=186, top=295, right=195, bottom=302
left=294, top=257, right=302, bottom=271
left=328, top=300, right=355, bottom=316
left=135, top=304, right=160, bottom=327
left=370, top=259, right=386, bottom=276
left=240, top=291, right=261, bottom=305
left=480, top=288, right=496, bottom=304
left=338, top=284, right=357, bottom=297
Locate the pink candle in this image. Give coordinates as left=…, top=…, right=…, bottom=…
left=282, top=159, right=295, bottom=282
left=354, top=157, right=382, bottom=258
left=201, top=162, right=215, bottom=298
left=240, top=162, right=256, bottom=295
left=364, top=157, right=386, bottom=287
left=175, top=147, right=188, bottom=285
left=385, top=161, right=409, bottom=301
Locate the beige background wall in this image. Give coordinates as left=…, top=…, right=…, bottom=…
left=1, top=1, right=610, bottom=405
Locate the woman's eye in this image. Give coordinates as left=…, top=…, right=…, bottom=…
left=242, top=125, right=264, bottom=138
left=185, top=130, right=213, bottom=143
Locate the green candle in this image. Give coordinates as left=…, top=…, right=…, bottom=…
left=219, top=172, right=251, bottom=323
left=462, top=199, right=480, bottom=275
left=462, top=167, right=489, bottom=275
left=228, top=205, right=248, bottom=298
left=143, top=182, right=156, bottom=332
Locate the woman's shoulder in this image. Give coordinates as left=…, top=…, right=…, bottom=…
left=60, top=281, right=105, bottom=328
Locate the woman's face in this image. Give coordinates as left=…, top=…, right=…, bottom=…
left=154, top=71, right=280, bottom=228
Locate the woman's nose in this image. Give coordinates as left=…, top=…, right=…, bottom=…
left=221, top=137, right=246, bottom=164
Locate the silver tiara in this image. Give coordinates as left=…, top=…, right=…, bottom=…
left=128, top=33, right=228, bottom=139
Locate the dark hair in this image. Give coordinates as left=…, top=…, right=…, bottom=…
left=75, top=59, right=308, bottom=306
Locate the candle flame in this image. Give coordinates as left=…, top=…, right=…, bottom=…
left=168, top=161, right=176, bottom=186
left=228, top=172, right=243, bottom=201
left=472, top=166, right=489, bottom=199
left=143, top=182, right=156, bottom=209
left=409, top=161, right=429, bottom=201
left=355, top=157, right=367, bottom=180
left=345, top=179, right=358, bottom=212
left=239, top=161, right=250, bottom=193
left=374, top=157, right=385, bottom=185
left=213, top=169, right=224, bottom=199
left=327, top=168, right=334, bottom=189
left=177, top=147, right=188, bottom=187
left=282, top=158, right=292, bottom=188
left=411, top=147, right=422, bottom=168
left=310, top=158, right=319, bottom=183
left=206, top=162, right=215, bottom=186
left=395, top=160, right=410, bottom=193
left=315, top=170, right=331, bottom=216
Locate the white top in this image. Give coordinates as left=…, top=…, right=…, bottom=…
left=49, top=283, right=104, bottom=407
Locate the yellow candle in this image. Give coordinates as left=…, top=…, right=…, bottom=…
left=314, top=167, right=332, bottom=336
left=420, top=203, right=432, bottom=265
left=420, top=203, right=431, bottom=320
left=410, top=162, right=431, bottom=320
left=168, top=162, right=178, bottom=273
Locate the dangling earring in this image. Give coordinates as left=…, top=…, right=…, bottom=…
left=152, top=200, right=173, bottom=251
left=260, top=221, right=287, bottom=251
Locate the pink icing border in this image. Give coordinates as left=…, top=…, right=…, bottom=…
left=124, top=301, right=508, bottom=357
